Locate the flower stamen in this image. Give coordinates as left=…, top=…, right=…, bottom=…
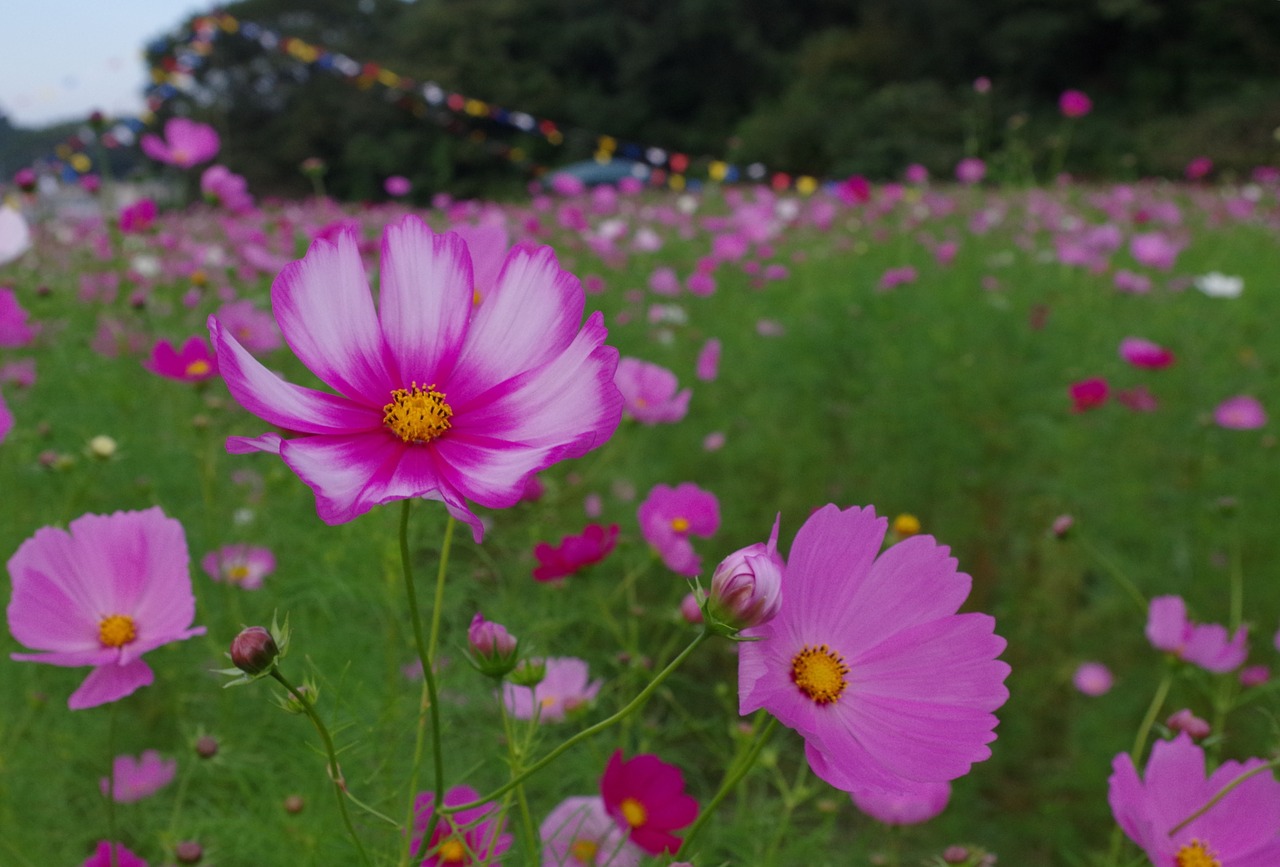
left=436, top=836, right=467, bottom=863
left=1175, top=839, right=1221, bottom=867
left=791, top=644, right=849, bottom=705
left=570, top=839, right=599, bottom=863
left=670, top=516, right=690, bottom=533
left=620, top=797, right=647, bottom=828
left=99, top=614, right=137, bottom=648
left=383, top=383, right=453, bottom=444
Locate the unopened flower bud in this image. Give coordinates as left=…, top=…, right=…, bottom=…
left=195, top=735, right=219, bottom=759
left=87, top=435, right=117, bottom=459
left=230, top=626, right=279, bottom=675
left=943, top=846, right=970, bottom=864
left=175, top=840, right=203, bottom=864
left=467, top=612, right=519, bottom=678
left=1166, top=708, right=1211, bottom=739
left=508, top=657, right=546, bottom=688
left=679, top=592, right=703, bottom=625
left=284, top=794, right=305, bottom=814
left=705, top=514, right=785, bottom=633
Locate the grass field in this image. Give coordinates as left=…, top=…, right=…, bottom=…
left=2, top=174, right=1279, bottom=866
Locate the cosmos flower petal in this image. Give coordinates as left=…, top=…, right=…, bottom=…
left=783, top=505, right=887, bottom=634
left=832, top=693, right=998, bottom=781
left=804, top=737, right=919, bottom=795
left=378, top=217, right=474, bottom=386
left=278, top=432, right=435, bottom=524
left=227, top=432, right=284, bottom=454
left=69, top=658, right=154, bottom=710
left=271, top=230, right=396, bottom=402
left=211, top=317, right=377, bottom=434
left=449, top=244, right=585, bottom=400
left=852, top=614, right=1010, bottom=709
left=7, top=525, right=112, bottom=655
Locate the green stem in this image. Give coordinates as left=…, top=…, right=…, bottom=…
left=1168, top=757, right=1280, bottom=835
left=500, top=695, right=539, bottom=862
left=270, top=670, right=372, bottom=867
left=681, top=715, right=779, bottom=855
left=1228, top=525, right=1243, bottom=632
left=1079, top=538, right=1148, bottom=615
left=397, top=502, right=451, bottom=860
left=443, top=629, right=712, bottom=814
left=1131, top=665, right=1173, bottom=764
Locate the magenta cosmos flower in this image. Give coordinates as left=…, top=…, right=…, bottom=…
left=1069, top=377, right=1109, bottom=412
left=209, top=215, right=622, bottom=541
left=503, top=656, right=602, bottom=722
left=1146, top=595, right=1247, bottom=673
left=201, top=544, right=276, bottom=590
left=540, top=796, right=644, bottom=867
left=83, top=841, right=147, bottom=867
left=533, top=523, right=619, bottom=582
left=614, top=357, right=690, bottom=425
left=738, top=505, right=1009, bottom=796
left=144, top=336, right=218, bottom=383
left=6, top=508, right=205, bottom=709
left=140, top=117, right=220, bottom=168
left=637, top=482, right=720, bottom=576
left=600, top=751, right=699, bottom=856
left=1214, top=395, right=1267, bottom=430
left=1058, top=89, right=1093, bottom=118
left=1119, top=337, right=1175, bottom=370
left=100, top=749, right=177, bottom=802
left=412, top=784, right=512, bottom=866
left=1109, top=733, right=1280, bottom=866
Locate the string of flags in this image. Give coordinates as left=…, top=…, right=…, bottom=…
left=145, top=11, right=826, bottom=195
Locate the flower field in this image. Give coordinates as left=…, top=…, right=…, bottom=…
left=2, top=162, right=1280, bottom=865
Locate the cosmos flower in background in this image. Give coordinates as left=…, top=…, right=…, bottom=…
left=209, top=215, right=622, bottom=541
left=144, top=336, right=219, bottom=383
left=600, top=750, right=699, bottom=856
left=695, top=338, right=721, bottom=381
left=1058, top=89, right=1093, bottom=118
left=384, top=175, right=412, bottom=197
left=1072, top=662, right=1113, bottom=696
left=614, top=357, right=691, bottom=425
left=82, top=841, right=148, bottom=867
left=100, top=750, right=177, bottom=803
left=0, top=287, right=36, bottom=347
left=118, top=198, right=158, bottom=234
left=503, top=656, right=602, bottom=722
left=540, top=796, right=644, bottom=867
left=200, top=165, right=255, bottom=213
left=212, top=300, right=281, bottom=354
left=1214, top=395, right=1266, bottom=430
left=411, top=784, right=512, bottom=867
left=738, top=504, right=1009, bottom=796
left=955, top=157, right=987, bottom=185
left=201, top=544, right=276, bottom=590
left=637, top=483, right=720, bottom=576
left=0, top=206, right=31, bottom=265
left=1109, top=733, right=1280, bottom=865
left=1195, top=272, right=1244, bottom=298
left=140, top=117, right=221, bottom=168
left=533, top=524, right=619, bottom=582
left=1129, top=232, right=1183, bottom=270
left=1069, top=377, right=1109, bottom=413
left=0, top=391, right=11, bottom=444
left=1145, top=595, right=1247, bottom=673
left=1118, top=337, right=1175, bottom=369
left=6, top=508, right=206, bottom=709
left=851, top=780, right=951, bottom=825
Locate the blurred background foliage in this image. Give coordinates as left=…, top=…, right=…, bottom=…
left=5, top=0, right=1280, bottom=197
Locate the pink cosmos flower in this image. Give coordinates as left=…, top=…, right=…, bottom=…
left=0, top=390, right=11, bottom=444
left=1130, top=232, right=1182, bottom=270
left=1240, top=665, right=1269, bottom=687
left=100, top=750, right=177, bottom=802
left=1114, top=269, right=1152, bottom=294
left=83, top=841, right=148, bottom=867
left=614, top=357, right=691, bottom=425
left=1072, top=662, right=1113, bottom=696
left=6, top=508, right=206, bottom=709
left=738, top=504, right=1009, bottom=796
left=1185, top=156, right=1214, bottom=181
left=213, top=300, right=281, bottom=354
left=384, top=175, right=412, bottom=197
left=877, top=266, right=918, bottom=292
left=1146, top=595, right=1248, bottom=673
left=118, top=198, right=157, bottom=234
left=201, top=544, right=276, bottom=590
left=411, top=784, right=512, bottom=866
left=1214, top=395, right=1267, bottom=430
left=200, top=164, right=254, bottom=213
left=955, top=157, right=986, bottom=185
left=533, top=524, right=619, bottom=582
left=209, top=215, right=622, bottom=541
left=144, top=336, right=218, bottom=382
left=600, top=750, right=699, bottom=856
left=851, top=780, right=951, bottom=825
left=0, top=206, right=31, bottom=265
left=1058, top=89, right=1092, bottom=118
left=695, top=338, right=721, bottom=381
left=1118, top=386, right=1159, bottom=413
left=503, top=656, right=602, bottom=722
left=140, top=117, right=220, bottom=168
left=1166, top=708, right=1211, bottom=739
left=1109, top=733, right=1280, bottom=866
left=1069, top=377, right=1109, bottom=412
left=540, top=796, right=644, bottom=867
left=637, top=483, right=720, bottom=576
left=1119, top=337, right=1175, bottom=369
left=648, top=266, right=680, bottom=296
left=904, top=163, right=929, bottom=184
left=0, top=287, right=36, bottom=347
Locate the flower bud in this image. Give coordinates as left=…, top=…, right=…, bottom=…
left=508, top=657, right=546, bottom=688
left=230, top=626, right=279, bottom=675
left=705, top=514, right=785, bottom=632
left=467, top=612, right=519, bottom=679
left=1166, top=708, right=1211, bottom=739
left=175, top=840, right=203, bottom=864
left=194, top=735, right=219, bottom=759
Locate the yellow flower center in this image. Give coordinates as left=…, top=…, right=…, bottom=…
left=472, top=288, right=483, bottom=307
left=620, top=797, right=647, bottom=828
left=791, top=644, right=849, bottom=705
left=1175, top=840, right=1221, bottom=867
left=227, top=564, right=250, bottom=583
left=171, top=148, right=190, bottom=164
left=383, top=383, right=453, bottom=444
left=569, top=838, right=599, bottom=864
left=670, top=516, right=690, bottom=533
left=99, top=614, right=137, bottom=648
left=437, top=836, right=467, bottom=863
left=186, top=359, right=211, bottom=377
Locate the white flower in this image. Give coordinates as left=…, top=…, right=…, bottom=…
left=1195, top=271, right=1244, bottom=298
left=0, top=206, right=31, bottom=265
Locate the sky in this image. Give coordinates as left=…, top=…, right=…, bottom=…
left=0, top=0, right=211, bottom=128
